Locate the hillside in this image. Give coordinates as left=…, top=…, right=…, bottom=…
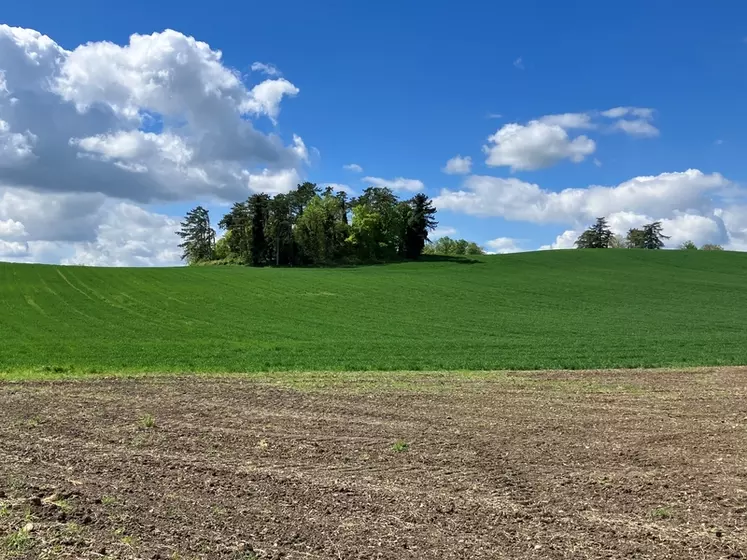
left=2, top=250, right=747, bottom=377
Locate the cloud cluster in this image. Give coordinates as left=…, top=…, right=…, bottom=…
left=0, top=25, right=308, bottom=265
left=436, top=169, right=745, bottom=250
left=0, top=186, right=181, bottom=265
left=482, top=107, right=658, bottom=171
left=0, top=25, right=305, bottom=204
left=484, top=121, right=596, bottom=171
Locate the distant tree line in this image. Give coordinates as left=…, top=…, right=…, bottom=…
left=575, top=217, right=725, bottom=251
left=177, top=183, right=439, bottom=266
left=422, top=236, right=484, bottom=256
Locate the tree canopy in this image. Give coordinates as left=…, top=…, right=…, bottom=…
left=176, top=206, right=215, bottom=264
left=422, top=237, right=484, bottom=256
left=575, top=218, right=613, bottom=249
left=180, top=183, right=440, bottom=266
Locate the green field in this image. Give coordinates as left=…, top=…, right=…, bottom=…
left=1, top=250, right=747, bottom=378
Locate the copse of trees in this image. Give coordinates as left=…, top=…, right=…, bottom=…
left=575, top=217, right=671, bottom=249
left=678, top=241, right=725, bottom=251
left=177, top=182, right=439, bottom=266
left=422, top=236, right=484, bottom=256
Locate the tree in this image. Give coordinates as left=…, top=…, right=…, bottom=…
left=348, top=187, right=402, bottom=261
left=267, top=193, right=294, bottom=266
left=294, top=192, right=349, bottom=264
left=402, top=193, right=438, bottom=259
left=626, top=228, right=646, bottom=249
left=465, top=242, right=485, bottom=255
left=679, top=240, right=698, bottom=250
left=641, top=221, right=669, bottom=249
left=575, top=217, right=613, bottom=248
left=247, top=193, right=271, bottom=267
left=176, top=206, right=215, bottom=264
left=701, top=243, right=724, bottom=251
left=214, top=231, right=231, bottom=260
left=218, top=202, right=251, bottom=262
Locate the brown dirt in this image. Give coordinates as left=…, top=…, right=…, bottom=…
left=1, top=368, right=747, bottom=559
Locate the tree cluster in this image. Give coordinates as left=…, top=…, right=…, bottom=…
left=679, top=241, right=724, bottom=251
left=575, top=218, right=670, bottom=249
left=422, top=236, right=484, bottom=256
left=177, top=183, right=438, bottom=266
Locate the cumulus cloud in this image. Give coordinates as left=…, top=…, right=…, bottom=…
left=483, top=121, right=596, bottom=171
left=435, top=168, right=745, bottom=251
left=538, top=113, right=595, bottom=129
left=0, top=25, right=316, bottom=266
left=61, top=203, right=182, bottom=267
left=241, top=78, right=299, bottom=123
left=0, top=25, right=306, bottom=205
left=0, top=187, right=181, bottom=266
left=600, top=107, right=659, bottom=137
left=601, top=107, right=654, bottom=120
left=362, top=176, right=425, bottom=192
left=0, top=217, right=26, bottom=238
left=442, top=155, right=472, bottom=175
left=435, top=169, right=729, bottom=223
left=485, top=237, right=524, bottom=254
left=250, top=61, right=281, bottom=77
left=243, top=168, right=302, bottom=196
left=541, top=212, right=726, bottom=250
left=343, top=163, right=363, bottom=173
left=613, top=119, right=660, bottom=137
left=513, top=57, right=524, bottom=70
left=430, top=226, right=457, bottom=239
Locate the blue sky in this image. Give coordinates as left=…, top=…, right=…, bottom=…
left=1, top=1, right=747, bottom=264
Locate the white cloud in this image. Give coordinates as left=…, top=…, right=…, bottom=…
left=435, top=169, right=729, bottom=223
left=431, top=226, right=457, bottom=239
left=241, top=78, right=299, bottom=123
left=250, top=61, right=281, bottom=77
left=0, top=218, right=25, bottom=238
left=325, top=183, right=355, bottom=195
left=485, top=237, right=523, bottom=254
left=541, top=212, right=726, bottom=250
left=0, top=25, right=306, bottom=205
left=0, top=25, right=316, bottom=266
left=362, top=176, right=425, bottom=192
left=0, top=119, right=36, bottom=165
left=0, top=239, right=28, bottom=257
left=486, top=113, right=502, bottom=119
left=539, top=229, right=580, bottom=250
left=483, top=121, right=596, bottom=171
left=0, top=187, right=181, bottom=266
left=601, top=107, right=654, bottom=120
left=514, top=57, right=524, bottom=70
left=613, top=119, right=660, bottom=138
left=538, top=113, right=595, bottom=129
left=442, top=155, right=472, bottom=175
left=593, top=158, right=602, bottom=167
left=243, top=168, right=302, bottom=195
left=343, top=163, right=363, bottom=173
left=61, top=202, right=181, bottom=267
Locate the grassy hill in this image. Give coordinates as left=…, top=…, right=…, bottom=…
left=2, top=250, right=747, bottom=378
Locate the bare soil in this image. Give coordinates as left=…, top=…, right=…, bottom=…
left=1, top=368, right=746, bottom=559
